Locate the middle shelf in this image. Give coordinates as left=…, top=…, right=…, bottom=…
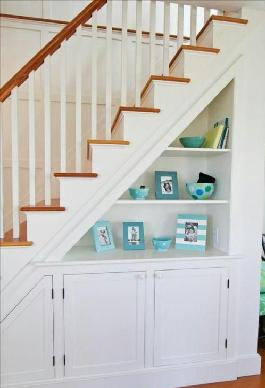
left=115, top=200, right=229, bottom=205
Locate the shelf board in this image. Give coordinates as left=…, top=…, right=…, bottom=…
left=115, top=200, right=229, bottom=205
left=161, top=147, right=231, bottom=157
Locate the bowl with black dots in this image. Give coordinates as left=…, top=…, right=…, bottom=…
left=186, top=183, right=215, bottom=200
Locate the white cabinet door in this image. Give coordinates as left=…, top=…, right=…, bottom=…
left=154, top=268, right=228, bottom=366
left=63, top=271, right=146, bottom=377
left=1, top=276, right=54, bottom=385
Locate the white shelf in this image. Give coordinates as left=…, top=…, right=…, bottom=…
left=115, top=200, right=229, bottom=205
left=161, top=147, right=231, bottom=158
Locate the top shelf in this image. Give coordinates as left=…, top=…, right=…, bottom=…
left=161, top=147, right=231, bottom=158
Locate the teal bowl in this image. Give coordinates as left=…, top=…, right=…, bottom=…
left=152, top=237, right=172, bottom=251
left=186, top=183, right=215, bottom=200
left=179, top=136, right=205, bottom=148
left=129, top=187, right=150, bottom=200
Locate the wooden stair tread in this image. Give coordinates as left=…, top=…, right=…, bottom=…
left=197, top=15, right=248, bottom=40
left=54, top=172, right=98, bottom=178
left=141, top=75, right=191, bottom=99
left=111, top=106, right=161, bottom=132
left=169, top=45, right=220, bottom=68
left=20, top=205, right=66, bottom=211
left=0, top=239, right=33, bottom=247
left=87, top=139, right=130, bottom=145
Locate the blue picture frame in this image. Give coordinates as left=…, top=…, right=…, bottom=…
left=123, top=222, right=145, bottom=250
left=155, top=171, right=179, bottom=200
left=176, top=214, right=207, bottom=251
left=92, top=221, right=115, bottom=252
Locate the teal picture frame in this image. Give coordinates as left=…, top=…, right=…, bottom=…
left=176, top=214, right=207, bottom=251
left=123, top=222, right=145, bottom=250
left=155, top=171, right=179, bottom=200
left=92, top=221, right=115, bottom=252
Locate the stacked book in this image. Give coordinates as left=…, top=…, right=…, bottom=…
left=203, top=117, right=230, bottom=149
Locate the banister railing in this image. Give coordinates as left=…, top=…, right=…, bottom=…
left=0, top=0, right=227, bottom=242
left=0, top=0, right=107, bottom=103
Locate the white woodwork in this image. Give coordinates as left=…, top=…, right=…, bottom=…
left=0, top=106, right=3, bottom=238
left=43, top=56, right=51, bottom=205
left=135, top=0, right=142, bottom=107
left=154, top=268, right=228, bottom=366
left=177, top=4, right=184, bottom=49
left=1, top=276, right=54, bottom=385
left=204, top=8, right=211, bottom=23
left=63, top=272, right=145, bottom=376
left=190, top=6, right=197, bottom=45
left=60, top=42, right=67, bottom=172
left=28, top=71, right=36, bottom=205
left=163, top=0, right=170, bottom=76
left=75, top=26, right=82, bottom=171
left=11, top=87, right=20, bottom=238
left=121, top=1, right=128, bottom=105
left=105, top=1, right=112, bottom=140
left=149, top=0, right=156, bottom=74
left=91, top=10, right=98, bottom=138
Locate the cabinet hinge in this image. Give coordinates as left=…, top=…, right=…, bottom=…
left=63, top=354, right=66, bottom=366
left=51, top=288, right=54, bottom=299
left=53, top=355, right=55, bottom=366
left=227, top=279, right=230, bottom=289
left=62, top=288, right=65, bottom=299
left=225, top=339, right=228, bottom=349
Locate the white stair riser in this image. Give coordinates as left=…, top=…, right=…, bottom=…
left=197, top=22, right=247, bottom=49
left=90, top=145, right=132, bottom=176
left=170, top=51, right=218, bottom=79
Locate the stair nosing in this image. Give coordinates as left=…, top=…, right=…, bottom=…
left=169, top=45, right=220, bottom=69
left=141, top=75, right=191, bottom=99
left=111, top=106, right=161, bottom=132
left=54, top=172, right=98, bottom=178
left=20, top=206, right=66, bottom=212
left=0, top=239, right=33, bottom=247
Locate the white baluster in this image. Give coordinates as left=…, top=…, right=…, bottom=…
left=105, top=1, right=112, bottom=140
left=91, top=10, right=98, bottom=139
left=217, top=9, right=223, bottom=16
left=75, top=26, right=82, bottom=171
left=44, top=56, right=51, bottom=205
left=135, top=0, right=142, bottom=107
left=163, top=0, right=170, bottom=76
left=121, top=0, right=128, bottom=106
left=149, top=0, right=156, bottom=75
left=177, top=3, right=184, bottom=49
left=28, top=71, right=36, bottom=205
left=60, top=41, right=66, bottom=172
left=204, top=8, right=211, bottom=23
left=190, top=5, right=197, bottom=46
left=0, top=106, right=4, bottom=239
left=11, top=87, right=20, bottom=238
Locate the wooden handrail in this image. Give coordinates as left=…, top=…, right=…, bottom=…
left=0, top=0, right=107, bottom=103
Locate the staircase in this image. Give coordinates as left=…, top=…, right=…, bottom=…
left=0, top=0, right=251, bottom=293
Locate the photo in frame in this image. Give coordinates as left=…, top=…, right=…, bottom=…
left=92, top=221, right=115, bottom=252
left=155, top=171, right=179, bottom=200
left=123, top=222, right=145, bottom=250
left=176, top=214, right=207, bottom=251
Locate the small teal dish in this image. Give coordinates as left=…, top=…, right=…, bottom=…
left=152, top=237, right=172, bottom=251
left=129, top=187, right=150, bottom=200
left=179, top=136, right=205, bottom=148
left=186, top=183, right=215, bottom=200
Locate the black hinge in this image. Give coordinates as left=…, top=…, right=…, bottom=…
left=225, top=339, right=228, bottom=348
left=63, top=354, right=66, bottom=365
left=227, top=279, right=230, bottom=289
left=51, top=288, right=54, bottom=299
left=62, top=288, right=65, bottom=299
left=53, top=355, right=55, bottom=366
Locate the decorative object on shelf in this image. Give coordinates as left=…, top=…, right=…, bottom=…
left=152, top=237, right=172, bottom=251
left=179, top=136, right=205, bottom=148
left=197, top=172, right=216, bottom=184
left=155, top=171, right=179, bottom=200
left=92, top=221, right=115, bottom=252
left=214, top=117, right=230, bottom=149
left=123, top=222, right=145, bottom=250
left=129, top=186, right=150, bottom=200
left=202, top=124, right=224, bottom=148
left=176, top=214, right=207, bottom=251
left=186, top=182, right=215, bottom=200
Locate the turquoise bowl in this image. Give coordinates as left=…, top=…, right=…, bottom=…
left=152, top=237, right=172, bottom=251
left=129, top=187, right=150, bottom=200
left=179, top=136, right=205, bottom=148
left=186, top=183, right=215, bottom=200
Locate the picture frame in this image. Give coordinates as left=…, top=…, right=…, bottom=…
left=176, top=214, right=207, bottom=251
left=155, top=171, right=179, bottom=200
left=123, top=222, right=145, bottom=250
left=92, top=221, right=115, bottom=252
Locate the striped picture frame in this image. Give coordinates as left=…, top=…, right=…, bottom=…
left=176, top=214, right=207, bottom=251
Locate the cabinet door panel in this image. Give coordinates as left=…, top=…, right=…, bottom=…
left=154, top=268, right=228, bottom=366
left=1, top=276, right=54, bottom=384
left=64, top=272, right=145, bottom=376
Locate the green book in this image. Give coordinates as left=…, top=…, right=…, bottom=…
left=203, top=124, right=224, bottom=148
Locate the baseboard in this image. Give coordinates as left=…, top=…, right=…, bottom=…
left=237, top=353, right=261, bottom=377
left=2, top=359, right=239, bottom=388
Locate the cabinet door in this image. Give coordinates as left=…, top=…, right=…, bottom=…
left=154, top=268, right=228, bottom=366
left=1, top=276, right=54, bottom=385
left=63, top=272, right=145, bottom=376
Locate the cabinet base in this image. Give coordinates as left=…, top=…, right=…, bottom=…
left=2, top=355, right=261, bottom=388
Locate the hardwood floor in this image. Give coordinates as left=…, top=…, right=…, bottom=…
left=187, top=349, right=265, bottom=388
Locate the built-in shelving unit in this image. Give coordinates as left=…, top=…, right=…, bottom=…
left=115, top=200, right=229, bottom=205
left=161, top=147, right=231, bottom=158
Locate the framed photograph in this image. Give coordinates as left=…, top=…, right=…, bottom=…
left=155, top=171, right=179, bottom=200
left=176, top=214, right=207, bottom=251
left=92, top=221, right=115, bottom=252
left=123, top=222, right=145, bottom=250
